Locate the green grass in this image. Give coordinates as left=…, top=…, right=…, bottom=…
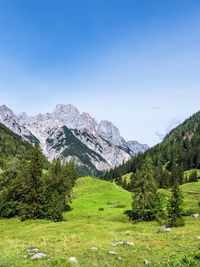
left=0, top=177, right=200, bottom=266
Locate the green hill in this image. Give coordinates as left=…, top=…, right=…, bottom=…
left=0, top=177, right=199, bottom=266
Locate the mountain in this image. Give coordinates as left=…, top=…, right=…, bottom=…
left=0, top=104, right=148, bottom=174
left=102, top=110, right=200, bottom=181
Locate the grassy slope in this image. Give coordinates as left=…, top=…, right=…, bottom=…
left=0, top=177, right=200, bottom=266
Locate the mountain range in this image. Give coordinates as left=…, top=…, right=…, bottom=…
left=0, top=104, right=148, bottom=174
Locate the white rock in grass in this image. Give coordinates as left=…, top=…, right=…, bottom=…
left=193, top=214, right=199, bottom=218
left=90, top=247, right=98, bottom=250
left=144, top=260, right=150, bottom=264
left=70, top=257, right=78, bottom=263
left=109, top=251, right=118, bottom=255
left=196, top=236, right=200, bottom=239
left=118, top=257, right=122, bottom=260
left=112, top=241, right=135, bottom=246
left=31, top=253, right=46, bottom=259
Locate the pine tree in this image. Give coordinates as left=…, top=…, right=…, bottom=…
left=131, top=155, right=159, bottom=221
left=18, top=143, right=45, bottom=221
left=167, top=182, right=185, bottom=227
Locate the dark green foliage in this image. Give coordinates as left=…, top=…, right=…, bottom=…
left=129, top=156, right=162, bottom=222
left=45, top=190, right=64, bottom=222
left=0, top=201, right=18, bottom=218
left=44, top=158, right=77, bottom=221
left=18, top=143, right=46, bottom=221
left=167, top=183, right=185, bottom=227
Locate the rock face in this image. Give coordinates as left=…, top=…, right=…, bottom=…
left=126, top=140, right=149, bottom=155
left=0, top=104, right=149, bottom=173
left=0, top=105, right=38, bottom=144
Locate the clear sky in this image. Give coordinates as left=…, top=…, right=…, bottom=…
left=0, top=0, right=200, bottom=146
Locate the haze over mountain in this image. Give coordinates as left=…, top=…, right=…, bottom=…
left=0, top=104, right=148, bottom=174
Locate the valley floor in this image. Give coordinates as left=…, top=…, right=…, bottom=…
left=0, top=177, right=200, bottom=266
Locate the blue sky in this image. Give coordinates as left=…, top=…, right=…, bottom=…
left=0, top=0, right=200, bottom=146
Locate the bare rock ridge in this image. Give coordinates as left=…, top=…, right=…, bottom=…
left=0, top=104, right=149, bottom=172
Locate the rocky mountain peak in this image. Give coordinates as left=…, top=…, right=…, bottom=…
left=0, top=104, right=149, bottom=172
left=53, top=104, right=80, bottom=116
left=0, top=105, right=34, bottom=141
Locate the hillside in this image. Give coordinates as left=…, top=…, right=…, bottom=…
left=0, top=123, right=50, bottom=171
left=0, top=177, right=199, bottom=266
left=102, top=111, right=200, bottom=182
left=0, top=123, right=33, bottom=170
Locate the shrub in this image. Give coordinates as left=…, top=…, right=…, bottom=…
left=98, top=208, right=104, bottom=211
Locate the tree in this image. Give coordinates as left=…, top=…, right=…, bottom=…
left=189, top=170, right=198, bottom=183
left=130, top=155, right=160, bottom=221
left=18, top=143, right=45, bottom=221
left=167, top=182, right=185, bottom=227
left=45, top=158, right=77, bottom=221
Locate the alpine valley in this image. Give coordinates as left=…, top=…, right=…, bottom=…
left=0, top=104, right=148, bottom=175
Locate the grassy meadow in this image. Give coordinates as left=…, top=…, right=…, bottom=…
left=0, top=177, right=200, bottom=266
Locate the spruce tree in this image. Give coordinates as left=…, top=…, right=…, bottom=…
left=167, top=182, right=184, bottom=227
left=18, top=143, right=45, bottom=221
left=131, top=155, right=159, bottom=221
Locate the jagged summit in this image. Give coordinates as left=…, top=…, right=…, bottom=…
left=0, top=104, right=149, bottom=173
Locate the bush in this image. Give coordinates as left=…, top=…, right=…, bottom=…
left=98, top=208, right=104, bottom=211
left=124, top=209, right=159, bottom=222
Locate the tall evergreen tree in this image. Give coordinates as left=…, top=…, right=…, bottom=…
left=131, top=155, right=159, bottom=221
left=167, top=182, right=184, bottom=227
left=18, top=143, right=45, bottom=221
